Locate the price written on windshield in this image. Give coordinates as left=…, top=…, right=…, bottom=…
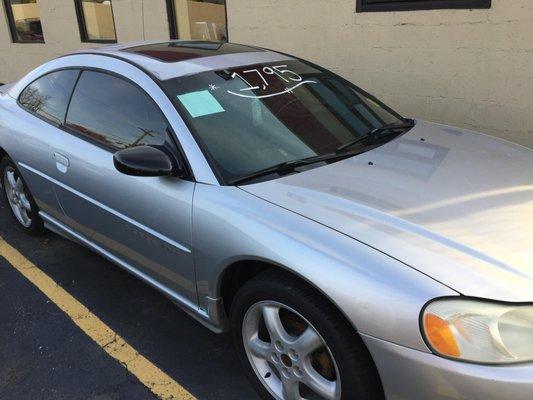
left=226, top=65, right=316, bottom=99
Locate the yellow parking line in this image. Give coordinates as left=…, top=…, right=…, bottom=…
left=0, top=236, right=196, bottom=400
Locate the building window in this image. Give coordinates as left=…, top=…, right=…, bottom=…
left=74, top=0, right=117, bottom=43
left=356, top=0, right=491, bottom=12
left=2, top=0, right=44, bottom=43
left=167, top=0, right=228, bottom=42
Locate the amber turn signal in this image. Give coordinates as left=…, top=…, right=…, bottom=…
left=423, top=313, right=460, bottom=358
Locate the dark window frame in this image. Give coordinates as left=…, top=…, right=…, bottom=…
left=356, top=0, right=491, bottom=12
left=166, top=0, right=178, bottom=40
left=2, top=0, right=45, bottom=43
left=165, top=0, right=229, bottom=41
left=73, top=0, right=117, bottom=44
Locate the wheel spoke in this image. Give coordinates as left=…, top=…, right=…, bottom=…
left=12, top=204, right=23, bottom=223
left=6, top=170, right=17, bottom=189
left=282, top=379, right=302, bottom=400
left=293, top=327, right=323, bottom=357
left=303, top=363, right=337, bottom=400
left=20, top=207, right=31, bottom=223
left=15, top=177, right=23, bottom=191
left=19, top=193, right=31, bottom=211
left=262, top=305, right=292, bottom=342
left=248, top=336, right=270, bottom=359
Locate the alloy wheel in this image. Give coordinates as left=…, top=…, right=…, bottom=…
left=242, top=301, right=341, bottom=400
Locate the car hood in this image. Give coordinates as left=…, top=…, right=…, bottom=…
left=241, top=120, right=533, bottom=302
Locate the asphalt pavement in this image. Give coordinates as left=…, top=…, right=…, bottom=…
left=0, top=197, right=259, bottom=400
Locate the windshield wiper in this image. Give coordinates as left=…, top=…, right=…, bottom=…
left=336, top=119, right=415, bottom=154
left=230, top=119, right=415, bottom=185
left=229, top=151, right=360, bottom=185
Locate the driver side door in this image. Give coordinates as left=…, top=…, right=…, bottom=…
left=49, top=69, right=197, bottom=304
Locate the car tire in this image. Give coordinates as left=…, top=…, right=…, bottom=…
left=230, top=270, right=384, bottom=400
left=1, top=156, right=45, bottom=236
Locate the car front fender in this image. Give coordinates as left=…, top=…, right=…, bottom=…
left=192, top=184, right=456, bottom=352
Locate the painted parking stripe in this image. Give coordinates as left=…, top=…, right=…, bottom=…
left=0, top=236, right=196, bottom=400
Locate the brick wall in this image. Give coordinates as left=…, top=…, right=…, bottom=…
left=228, top=0, right=533, bottom=148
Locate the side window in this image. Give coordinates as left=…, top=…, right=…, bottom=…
left=65, top=71, right=168, bottom=149
left=19, top=70, right=80, bottom=125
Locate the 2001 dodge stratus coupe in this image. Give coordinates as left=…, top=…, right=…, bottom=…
left=0, top=41, right=532, bottom=400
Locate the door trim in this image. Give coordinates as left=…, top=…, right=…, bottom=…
left=40, top=210, right=226, bottom=333
left=18, top=161, right=191, bottom=254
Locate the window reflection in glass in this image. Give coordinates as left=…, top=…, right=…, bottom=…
left=171, top=0, right=227, bottom=41
left=19, top=70, right=79, bottom=125
left=76, top=0, right=117, bottom=42
left=5, top=0, right=44, bottom=43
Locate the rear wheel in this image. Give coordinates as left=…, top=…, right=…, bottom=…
left=230, top=271, right=384, bottom=400
left=1, top=157, right=44, bottom=235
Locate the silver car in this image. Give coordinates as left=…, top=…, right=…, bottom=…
left=0, top=41, right=532, bottom=400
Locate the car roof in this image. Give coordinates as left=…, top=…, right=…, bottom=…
left=73, top=40, right=295, bottom=81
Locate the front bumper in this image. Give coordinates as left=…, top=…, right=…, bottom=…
left=361, top=333, right=533, bottom=400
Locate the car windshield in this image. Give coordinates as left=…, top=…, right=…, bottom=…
left=162, top=59, right=406, bottom=183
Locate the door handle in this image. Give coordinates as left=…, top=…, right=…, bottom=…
left=53, top=152, right=70, bottom=173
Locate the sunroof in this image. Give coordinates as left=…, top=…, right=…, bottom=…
left=122, top=41, right=262, bottom=63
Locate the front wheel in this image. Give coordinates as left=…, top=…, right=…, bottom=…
left=230, top=271, right=384, bottom=400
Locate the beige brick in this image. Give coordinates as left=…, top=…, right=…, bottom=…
left=228, top=0, right=533, bottom=148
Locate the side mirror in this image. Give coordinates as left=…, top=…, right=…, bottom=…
left=113, top=146, right=176, bottom=177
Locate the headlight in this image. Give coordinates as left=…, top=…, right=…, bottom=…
left=421, top=298, right=533, bottom=364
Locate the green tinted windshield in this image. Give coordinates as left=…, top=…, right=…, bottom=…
left=162, top=59, right=404, bottom=182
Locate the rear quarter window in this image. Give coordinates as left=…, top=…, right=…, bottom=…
left=19, top=70, right=80, bottom=125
